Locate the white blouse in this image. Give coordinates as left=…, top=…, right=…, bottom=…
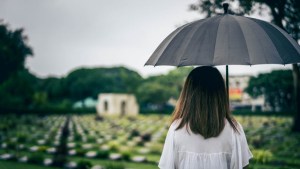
left=158, top=119, right=253, bottom=169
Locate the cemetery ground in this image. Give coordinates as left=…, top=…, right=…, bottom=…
left=0, top=114, right=299, bottom=169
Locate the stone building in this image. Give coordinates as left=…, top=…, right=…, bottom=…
left=96, top=93, right=139, bottom=116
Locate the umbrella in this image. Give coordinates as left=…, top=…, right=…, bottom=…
left=145, top=3, right=300, bottom=94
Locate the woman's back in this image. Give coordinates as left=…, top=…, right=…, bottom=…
left=174, top=118, right=232, bottom=154
left=158, top=119, right=252, bottom=169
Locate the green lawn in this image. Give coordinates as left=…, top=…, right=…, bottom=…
left=0, top=150, right=158, bottom=169
left=0, top=158, right=157, bottom=169
left=0, top=114, right=300, bottom=169
left=0, top=161, right=60, bottom=169
left=71, top=157, right=158, bottom=169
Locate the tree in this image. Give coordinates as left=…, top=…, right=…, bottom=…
left=0, top=70, right=38, bottom=108
left=0, top=21, right=36, bottom=109
left=0, top=21, right=33, bottom=83
left=137, top=67, right=192, bottom=106
left=245, top=70, right=293, bottom=111
left=38, top=77, right=67, bottom=102
left=64, top=66, right=143, bottom=102
left=189, top=0, right=300, bottom=131
left=137, top=82, right=174, bottom=105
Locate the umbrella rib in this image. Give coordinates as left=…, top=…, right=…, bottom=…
left=247, top=18, right=285, bottom=64
left=177, top=16, right=220, bottom=66
left=153, top=20, right=200, bottom=66
left=253, top=19, right=300, bottom=65
left=237, top=16, right=284, bottom=65
left=152, top=26, right=186, bottom=66
left=231, top=15, right=251, bottom=65
left=261, top=19, right=300, bottom=56
left=211, top=16, right=224, bottom=65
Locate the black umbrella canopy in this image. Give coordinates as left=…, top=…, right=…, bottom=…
left=145, top=6, right=300, bottom=66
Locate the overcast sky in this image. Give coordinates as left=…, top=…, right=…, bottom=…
left=0, top=0, right=291, bottom=78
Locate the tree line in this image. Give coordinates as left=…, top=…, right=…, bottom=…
left=0, top=19, right=298, bottom=132
left=0, top=20, right=296, bottom=114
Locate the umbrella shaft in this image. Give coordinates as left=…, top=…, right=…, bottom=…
left=226, top=65, right=229, bottom=100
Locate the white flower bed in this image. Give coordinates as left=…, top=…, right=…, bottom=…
left=19, top=156, right=28, bottom=162
left=68, top=149, right=76, bottom=156
left=44, top=158, right=53, bottom=166
left=86, top=151, right=97, bottom=158
left=109, top=153, right=122, bottom=160
left=132, top=156, right=147, bottom=162
left=0, top=154, right=13, bottom=160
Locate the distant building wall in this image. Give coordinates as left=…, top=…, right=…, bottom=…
left=229, top=76, right=250, bottom=102
left=229, top=75, right=271, bottom=111
left=96, top=93, right=139, bottom=116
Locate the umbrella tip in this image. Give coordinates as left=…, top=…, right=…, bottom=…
left=222, top=3, right=229, bottom=14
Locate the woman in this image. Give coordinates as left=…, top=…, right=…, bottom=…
left=159, top=66, right=252, bottom=169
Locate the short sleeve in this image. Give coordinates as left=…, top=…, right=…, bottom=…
left=230, top=123, right=253, bottom=169
left=158, top=123, right=176, bottom=169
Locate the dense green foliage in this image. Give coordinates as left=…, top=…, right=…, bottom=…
left=56, top=66, right=192, bottom=108
left=0, top=61, right=295, bottom=113
left=0, top=21, right=35, bottom=109
left=65, top=67, right=142, bottom=100
left=0, top=161, right=60, bottom=169
left=0, top=67, right=141, bottom=109
left=0, top=21, right=33, bottom=83
left=245, top=70, right=293, bottom=111
left=38, top=67, right=143, bottom=104
left=0, top=70, right=39, bottom=108
left=137, top=67, right=192, bottom=105
left=0, top=63, right=192, bottom=109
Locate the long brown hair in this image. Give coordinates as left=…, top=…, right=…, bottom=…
left=171, top=66, right=239, bottom=139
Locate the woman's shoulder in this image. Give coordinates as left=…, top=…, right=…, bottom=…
left=170, top=118, right=182, bottom=129
left=235, top=120, right=245, bottom=134
left=226, top=118, right=244, bottom=133
left=230, top=120, right=248, bottom=142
